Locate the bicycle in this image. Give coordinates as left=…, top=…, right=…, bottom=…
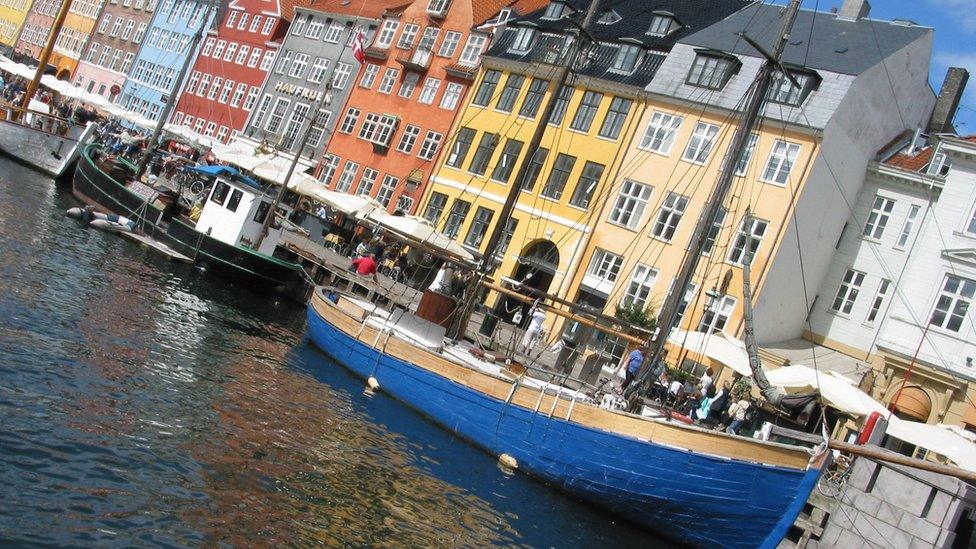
left=817, top=453, right=854, bottom=498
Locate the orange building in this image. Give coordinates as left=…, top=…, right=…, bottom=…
left=314, top=0, right=540, bottom=213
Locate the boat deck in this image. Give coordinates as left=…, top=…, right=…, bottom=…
left=120, top=231, right=192, bottom=263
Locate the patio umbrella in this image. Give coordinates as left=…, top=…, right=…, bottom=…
left=310, top=188, right=383, bottom=218
left=365, top=211, right=475, bottom=263
left=163, top=123, right=221, bottom=149
left=667, top=328, right=753, bottom=376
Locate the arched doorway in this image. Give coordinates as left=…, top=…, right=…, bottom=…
left=56, top=68, right=71, bottom=81
left=493, top=239, right=559, bottom=326
left=889, top=385, right=932, bottom=422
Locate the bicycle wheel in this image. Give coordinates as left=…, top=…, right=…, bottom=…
left=816, top=471, right=844, bottom=498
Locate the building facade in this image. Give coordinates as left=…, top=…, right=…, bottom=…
left=74, top=0, right=156, bottom=99
left=311, top=0, right=516, bottom=213
left=15, top=0, right=62, bottom=64
left=0, top=0, right=36, bottom=54
left=171, top=0, right=300, bottom=143
left=117, top=0, right=217, bottom=122
left=237, top=0, right=393, bottom=162
left=46, top=0, right=105, bottom=78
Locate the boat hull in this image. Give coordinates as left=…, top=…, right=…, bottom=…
left=72, top=144, right=307, bottom=298
left=305, top=291, right=822, bottom=548
left=0, top=115, right=94, bottom=178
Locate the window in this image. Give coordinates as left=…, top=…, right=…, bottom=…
left=863, top=196, right=895, bottom=241
left=208, top=77, right=223, bottom=100
left=378, top=68, right=398, bottom=94
left=417, top=27, right=439, bottom=54
left=702, top=207, right=728, bottom=256
left=308, top=57, right=330, bottom=83
left=439, top=31, right=461, bottom=57
left=218, top=80, right=233, bottom=103
left=622, top=264, right=658, bottom=309
left=250, top=15, right=262, bottom=32
left=609, top=179, right=652, bottom=230
left=459, top=34, right=486, bottom=65
left=541, top=153, right=576, bottom=200
left=359, top=63, right=379, bottom=88
left=612, top=44, right=641, bottom=73
left=523, top=148, right=548, bottom=192
left=121, top=53, right=134, bottom=73
left=274, top=49, right=291, bottom=74
left=687, top=54, right=737, bottom=89
left=682, top=122, right=719, bottom=164
left=652, top=192, right=688, bottom=241
left=339, top=107, right=360, bottom=134
left=549, top=85, right=573, bottom=126
left=305, top=17, right=324, bottom=39
left=699, top=295, right=736, bottom=334
left=733, top=133, right=759, bottom=176
left=831, top=269, right=865, bottom=315
left=570, top=90, right=602, bottom=132
left=398, top=72, right=419, bottom=98
left=134, top=23, right=147, bottom=43
left=569, top=161, right=604, bottom=209
left=472, top=70, right=500, bottom=106
left=377, top=176, right=398, bottom=207
left=510, top=27, right=534, bottom=52
left=446, top=127, right=475, bottom=168
left=443, top=199, right=471, bottom=238
left=251, top=94, right=271, bottom=126
left=468, top=132, right=498, bottom=176
left=518, top=78, right=548, bottom=118
left=335, top=161, right=359, bottom=192
left=496, top=74, right=524, bottom=112
left=265, top=98, right=290, bottom=133
left=496, top=218, right=518, bottom=258
left=237, top=13, right=249, bottom=30
left=866, top=279, right=891, bottom=324
left=121, top=20, right=134, bottom=40
left=242, top=86, right=260, bottom=110
left=98, top=14, right=111, bottom=33
left=236, top=45, right=249, bottom=64
left=292, top=13, right=308, bottom=35
left=424, top=193, right=448, bottom=224
left=542, top=1, right=564, bottom=19
left=260, top=50, right=275, bottom=71
left=374, top=115, right=398, bottom=147
left=289, top=53, right=309, bottom=78
left=931, top=275, right=976, bottom=332
left=647, top=14, right=672, bottom=36
left=587, top=249, right=624, bottom=284
left=440, top=82, right=463, bottom=110
left=332, top=62, right=352, bottom=89
left=253, top=201, right=271, bottom=224
left=360, top=113, right=380, bottom=140
left=326, top=21, right=345, bottom=43
left=356, top=168, right=378, bottom=195
left=397, top=124, right=420, bottom=153
left=639, top=112, right=683, bottom=154
left=598, top=97, right=632, bottom=139
left=418, top=77, right=440, bottom=104
left=376, top=19, right=398, bottom=48
left=418, top=131, right=442, bottom=160
left=727, top=217, right=768, bottom=266
left=86, top=44, right=99, bottom=63
left=196, top=74, right=211, bottom=97
left=464, top=207, right=493, bottom=248
left=210, top=180, right=230, bottom=204
left=427, top=0, right=450, bottom=16
left=230, top=82, right=246, bottom=107
left=761, top=140, right=800, bottom=185
left=281, top=103, right=308, bottom=148
left=896, top=204, right=921, bottom=248
left=768, top=70, right=817, bottom=106
left=318, top=155, right=340, bottom=185
left=226, top=10, right=238, bottom=27
left=110, top=17, right=122, bottom=36
left=490, top=138, right=523, bottom=183
left=307, top=110, right=330, bottom=147
left=397, top=23, right=419, bottom=48
left=213, top=39, right=226, bottom=59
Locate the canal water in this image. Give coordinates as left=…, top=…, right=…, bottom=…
left=0, top=160, right=661, bottom=547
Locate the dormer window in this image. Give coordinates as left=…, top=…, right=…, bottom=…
left=496, top=8, right=512, bottom=23
left=542, top=2, right=564, bottom=20
left=768, top=68, right=820, bottom=106
left=598, top=10, right=621, bottom=25
left=687, top=51, right=740, bottom=90
left=928, top=148, right=950, bottom=176
left=510, top=27, right=535, bottom=52
left=612, top=44, right=642, bottom=73
left=647, top=14, right=673, bottom=36
left=426, top=0, right=450, bottom=18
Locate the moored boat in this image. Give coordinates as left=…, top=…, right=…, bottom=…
left=0, top=105, right=96, bottom=178
left=305, top=287, right=825, bottom=547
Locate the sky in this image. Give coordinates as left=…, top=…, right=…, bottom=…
left=803, top=0, right=976, bottom=133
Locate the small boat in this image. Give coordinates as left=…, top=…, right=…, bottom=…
left=72, top=144, right=307, bottom=298
left=66, top=206, right=136, bottom=232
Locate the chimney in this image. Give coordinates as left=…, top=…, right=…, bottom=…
left=928, top=67, right=970, bottom=135
left=837, top=0, right=870, bottom=21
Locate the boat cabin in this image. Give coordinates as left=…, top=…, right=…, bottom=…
left=196, top=177, right=293, bottom=256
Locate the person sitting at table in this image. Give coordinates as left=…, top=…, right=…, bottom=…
left=350, top=253, right=378, bottom=282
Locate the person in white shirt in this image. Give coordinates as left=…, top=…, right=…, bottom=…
left=699, top=368, right=715, bottom=394
left=521, top=305, right=547, bottom=352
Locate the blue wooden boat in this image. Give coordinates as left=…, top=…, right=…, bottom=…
left=306, top=288, right=826, bottom=547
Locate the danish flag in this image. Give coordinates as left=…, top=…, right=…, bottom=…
left=352, top=31, right=366, bottom=63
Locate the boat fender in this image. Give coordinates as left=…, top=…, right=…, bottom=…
left=367, top=376, right=380, bottom=391
left=498, top=453, right=518, bottom=470
left=89, top=219, right=134, bottom=233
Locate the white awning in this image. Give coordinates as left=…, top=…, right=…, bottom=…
left=309, top=187, right=382, bottom=217
left=668, top=329, right=753, bottom=376
left=210, top=139, right=315, bottom=185
left=365, top=211, right=475, bottom=263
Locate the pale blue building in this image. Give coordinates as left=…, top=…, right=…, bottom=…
left=118, top=0, right=218, bottom=121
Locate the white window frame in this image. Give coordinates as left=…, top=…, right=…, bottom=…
left=760, top=139, right=801, bottom=186
left=639, top=111, right=682, bottom=155
left=651, top=192, right=688, bottom=242
left=681, top=122, right=719, bottom=164
left=830, top=268, right=865, bottom=316
left=930, top=275, right=976, bottom=333
left=863, top=195, right=896, bottom=241
left=608, top=179, right=652, bottom=230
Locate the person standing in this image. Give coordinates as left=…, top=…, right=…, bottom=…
left=520, top=305, right=547, bottom=353
left=726, top=397, right=751, bottom=435
left=621, top=346, right=647, bottom=390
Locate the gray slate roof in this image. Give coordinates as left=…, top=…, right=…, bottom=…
left=680, top=3, right=932, bottom=76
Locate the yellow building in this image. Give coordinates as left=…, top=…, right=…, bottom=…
left=50, top=0, right=103, bottom=78
left=0, top=0, right=34, bottom=51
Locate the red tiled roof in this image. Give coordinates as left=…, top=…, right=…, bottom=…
left=279, top=0, right=313, bottom=21
left=471, top=0, right=528, bottom=27
left=306, top=0, right=409, bottom=19
left=884, top=146, right=934, bottom=173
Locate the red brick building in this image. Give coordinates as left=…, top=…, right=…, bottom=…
left=314, top=0, right=536, bottom=213
left=171, top=0, right=304, bottom=142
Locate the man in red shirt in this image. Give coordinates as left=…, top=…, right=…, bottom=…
left=350, top=253, right=378, bottom=282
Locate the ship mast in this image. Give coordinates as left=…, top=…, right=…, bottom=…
left=625, top=0, right=803, bottom=403
left=136, top=0, right=218, bottom=177
left=20, top=0, right=74, bottom=111
left=477, top=0, right=602, bottom=268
